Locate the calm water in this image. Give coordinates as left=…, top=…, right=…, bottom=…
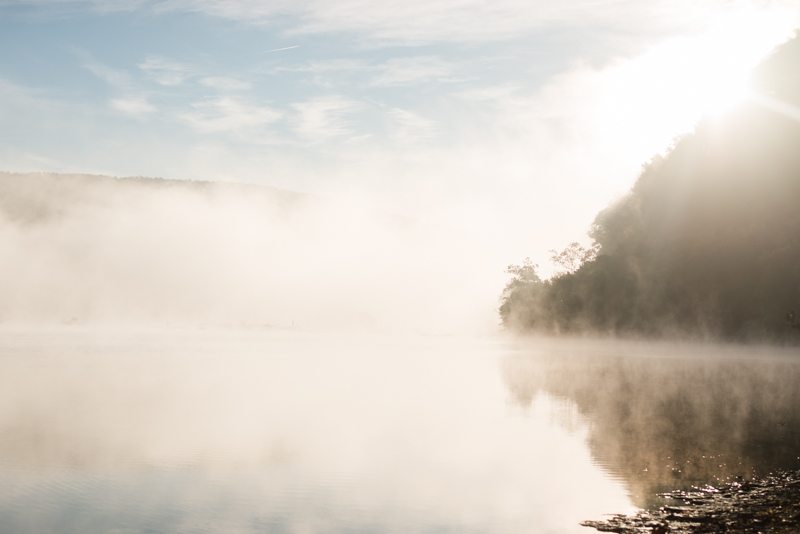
left=0, top=328, right=798, bottom=533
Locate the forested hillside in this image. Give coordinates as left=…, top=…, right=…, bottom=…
left=500, top=35, right=800, bottom=341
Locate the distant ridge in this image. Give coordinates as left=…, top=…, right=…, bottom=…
left=0, top=172, right=320, bottom=226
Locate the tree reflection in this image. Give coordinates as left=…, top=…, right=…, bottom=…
left=502, top=342, right=800, bottom=508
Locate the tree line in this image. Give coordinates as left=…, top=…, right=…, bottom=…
left=500, top=34, right=800, bottom=342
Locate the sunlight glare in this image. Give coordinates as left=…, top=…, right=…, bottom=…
left=594, top=6, right=798, bottom=165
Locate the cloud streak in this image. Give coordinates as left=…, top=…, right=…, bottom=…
left=7, top=0, right=767, bottom=45
left=181, top=97, right=282, bottom=135
left=110, top=97, right=156, bottom=116
left=269, top=56, right=461, bottom=87
left=291, top=96, right=362, bottom=142
left=255, top=45, right=300, bottom=53
left=138, top=55, right=196, bottom=86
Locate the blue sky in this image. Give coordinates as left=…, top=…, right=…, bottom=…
left=1, top=0, right=799, bottom=272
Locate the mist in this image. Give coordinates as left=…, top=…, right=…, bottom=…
left=0, top=172, right=499, bottom=334
left=2, top=1, right=800, bottom=532
left=0, top=329, right=635, bottom=534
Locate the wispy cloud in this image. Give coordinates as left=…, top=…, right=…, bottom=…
left=84, top=61, right=132, bottom=88
left=254, top=45, right=300, bottom=54
left=138, top=55, right=196, bottom=86
left=271, top=56, right=460, bottom=87
left=369, top=56, right=459, bottom=87
left=181, top=97, right=281, bottom=135
left=110, top=97, right=156, bottom=116
left=15, top=0, right=730, bottom=45
left=83, top=59, right=157, bottom=116
left=387, top=108, right=439, bottom=144
left=268, top=58, right=369, bottom=74
left=291, top=96, right=361, bottom=142
left=200, top=77, right=252, bottom=91
left=10, top=0, right=800, bottom=52
left=146, top=0, right=749, bottom=45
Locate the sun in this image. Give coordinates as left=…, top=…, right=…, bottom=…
left=592, top=6, right=798, bottom=166
left=667, top=8, right=798, bottom=119
left=685, top=23, right=769, bottom=118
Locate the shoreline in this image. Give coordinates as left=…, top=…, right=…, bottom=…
left=582, top=470, right=800, bottom=533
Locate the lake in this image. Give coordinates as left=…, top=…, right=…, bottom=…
left=0, top=327, right=797, bottom=533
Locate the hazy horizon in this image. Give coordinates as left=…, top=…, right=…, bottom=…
left=4, top=5, right=800, bottom=530
left=2, top=0, right=799, bottom=309
left=0, top=171, right=510, bottom=333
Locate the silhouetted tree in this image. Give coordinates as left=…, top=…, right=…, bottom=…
left=548, top=242, right=598, bottom=278
left=499, top=258, right=548, bottom=330
left=500, top=33, right=800, bottom=341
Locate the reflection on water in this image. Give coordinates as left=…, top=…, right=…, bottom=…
left=502, top=339, right=800, bottom=508
left=5, top=330, right=792, bottom=532
left=0, top=328, right=632, bottom=534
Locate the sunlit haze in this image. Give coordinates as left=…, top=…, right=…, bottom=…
left=1, top=0, right=799, bottom=330
left=2, top=3, right=800, bottom=532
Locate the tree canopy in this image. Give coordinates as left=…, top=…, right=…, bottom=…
left=500, top=34, right=800, bottom=342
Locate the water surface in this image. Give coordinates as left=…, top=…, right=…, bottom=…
left=0, top=328, right=797, bottom=532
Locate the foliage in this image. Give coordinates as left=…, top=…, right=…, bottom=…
left=499, top=34, right=800, bottom=341
left=499, top=258, right=547, bottom=330
left=548, top=242, right=598, bottom=278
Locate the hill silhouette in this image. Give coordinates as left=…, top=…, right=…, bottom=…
left=500, top=33, right=800, bottom=342
left=0, top=172, right=318, bottom=226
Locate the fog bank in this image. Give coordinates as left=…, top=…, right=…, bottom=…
left=0, top=172, right=500, bottom=333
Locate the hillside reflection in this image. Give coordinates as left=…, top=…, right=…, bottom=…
left=502, top=340, right=800, bottom=508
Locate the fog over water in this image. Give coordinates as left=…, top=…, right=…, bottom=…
left=2, top=0, right=800, bottom=532
left=6, top=166, right=800, bottom=530
left=0, top=328, right=635, bottom=533
left=1, top=329, right=799, bottom=532
left=0, top=172, right=499, bottom=334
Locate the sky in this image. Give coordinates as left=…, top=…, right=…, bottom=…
left=1, top=0, right=799, bottom=276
